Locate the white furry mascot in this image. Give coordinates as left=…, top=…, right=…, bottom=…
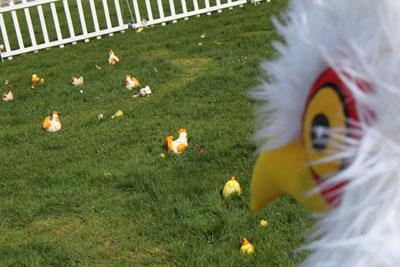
left=250, top=1, right=400, bottom=266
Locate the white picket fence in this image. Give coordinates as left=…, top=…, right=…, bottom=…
left=0, top=0, right=256, bottom=60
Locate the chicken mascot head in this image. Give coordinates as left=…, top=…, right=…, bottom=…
left=250, top=0, right=400, bottom=266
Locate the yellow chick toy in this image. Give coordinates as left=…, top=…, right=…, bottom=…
left=240, top=238, right=254, bottom=255
left=125, top=75, right=140, bottom=90
left=222, top=176, right=242, bottom=199
left=108, top=50, right=120, bottom=65
left=165, top=129, right=188, bottom=154
left=2, top=91, right=13, bottom=101
left=43, top=111, right=61, bottom=132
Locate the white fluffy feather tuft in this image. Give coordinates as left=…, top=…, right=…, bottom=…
left=251, top=0, right=400, bottom=266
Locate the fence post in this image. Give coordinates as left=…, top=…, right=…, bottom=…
left=228, top=0, right=233, bottom=9
left=37, top=4, right=50, bottom=44
left=132, top=0, right=141, bottom=27
left=156, top=0, right=165, bottom=26
left=204, top=0, right=211, bottom=15
left=192, top=0, right=199, bottom=17
left=10, top=1, right=24, bottom=49
left=76, top=0, right=89, bottom=42
left=168, top=0, right=176, bottom=23
left=62, top=0, right=76, bottom=44
left=216, top=0, right=222, bottom=13
left=22, top=0, right=37, bottom=49
left=102, top=0, right=113, bottom=36
left=113, top=0, right=124, bottom=32
left=89, top=0, right=101, bottom=39
left=0, top=13, right=11, bottom=58
left=144, top=0, right=153, bottom=23
left=50, top=2, right=63, bottom=47
left=181, top=0, right=188, bottom=20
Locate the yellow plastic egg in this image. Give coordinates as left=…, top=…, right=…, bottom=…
left=259, top=219, right=268, bottom=228
left=222, top=176, right=242, bottom=199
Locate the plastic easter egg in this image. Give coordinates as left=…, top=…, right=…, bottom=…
left=259, top=219, right=268, bottom=228
left=222, top=176, right=242, bottom=199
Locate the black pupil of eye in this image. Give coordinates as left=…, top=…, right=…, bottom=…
left=311, top=113, right=330, bottom=151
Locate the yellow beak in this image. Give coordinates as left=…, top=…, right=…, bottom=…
left=250, top=140, right=330, bottom=213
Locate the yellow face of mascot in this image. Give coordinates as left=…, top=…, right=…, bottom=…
left=250, top=1, right=400, bottom=266
left=251, top=68, right=364, bottom=213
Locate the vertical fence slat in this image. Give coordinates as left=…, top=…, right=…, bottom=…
left=216, top=0, right=222, bottom=12
left=132, top=0, right=141, bottom=25
left=63, top=0, right=76, bottom=43
left=193, top=0, right=199, bottom=10
left=205, top=0, right=211, bottom=15
left=76, top=0, right=89, bottom=42
left=10, top=3, right=24, bottom=49
left=23, top=4, right=37, bottom=47
left=228, top=0, right=233, bottom=9
left=113, top=0, right=124, bottom=28
left=102, top=0, right=113, bottom=36
left=156, top=0, right=165, bottom=26
left=168, top=0, right=177, bottom=23
left=89, top=0, right=101, bottom=39
left=50, top=2, right=63, bottom=46
left=0, top=13, right=11, bottom=53
left=144, top=0, right=153, bottom=22
left=193, top=0, right=199, bottom=17
left=181, top=0, right=188, bottom=20
left=37, top=5, right=49, bottom=44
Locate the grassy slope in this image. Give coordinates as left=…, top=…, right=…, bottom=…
left=0, top=1, right=313, bottom=266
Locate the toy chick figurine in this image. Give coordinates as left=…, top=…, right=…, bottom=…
left=2, top=91, right=13, bottom=101
left=72, top=76, right=84, bottom=86
left=108, top=50, right=120, bottom=65
left=125, top=75, right=140, bottom=90
left=43, top=111, right=61, bottom=132
left=165, top=129, right=188, bottom=154
left=240, top=238, right=254, bottom=255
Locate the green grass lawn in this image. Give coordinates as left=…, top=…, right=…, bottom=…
left=0, top=1, right=313, bottom=266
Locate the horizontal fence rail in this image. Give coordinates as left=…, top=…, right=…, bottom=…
left=0, top=0, right=261, bottom=60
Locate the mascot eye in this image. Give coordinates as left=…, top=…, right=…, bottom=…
left=310, top=113, right=330, bottom=151
left=303, top=84, right=346, bottom=180
left=303, top=69, right=359, bottom=183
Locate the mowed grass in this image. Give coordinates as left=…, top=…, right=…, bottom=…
left=0, top=1, right=313, bottom=266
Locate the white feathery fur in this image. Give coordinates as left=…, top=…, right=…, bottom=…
left=251, top=0, right=400, bottom=266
